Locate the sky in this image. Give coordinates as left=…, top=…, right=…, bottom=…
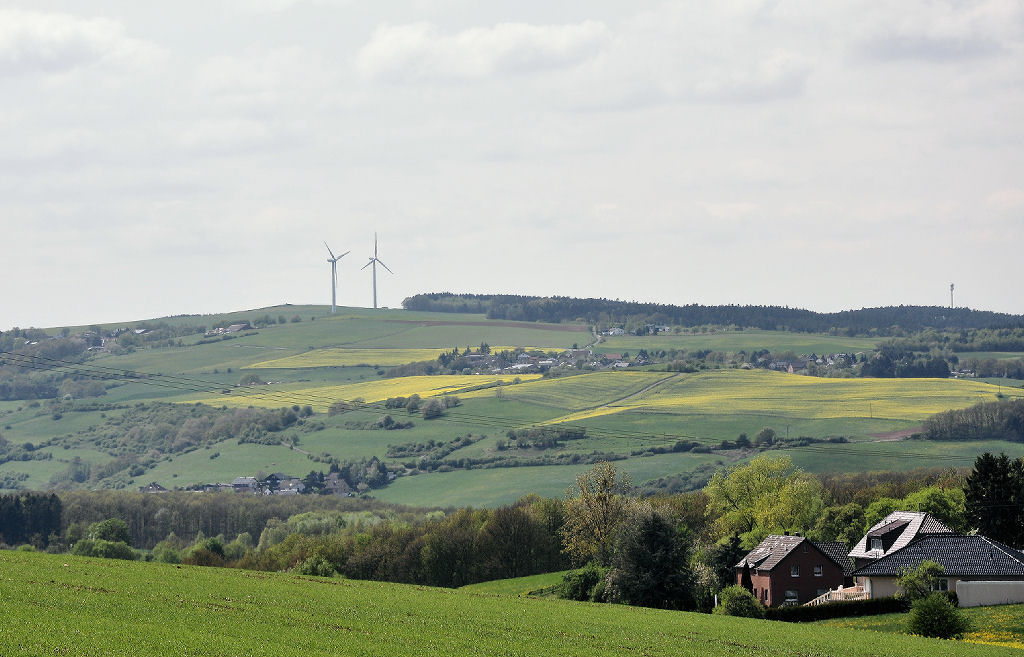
left=1, top=1, right=1023, bottom=330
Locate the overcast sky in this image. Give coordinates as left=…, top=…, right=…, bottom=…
left=2, top=1, right=1022, bottom=330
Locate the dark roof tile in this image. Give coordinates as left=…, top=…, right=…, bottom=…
left=853, top=534, right=1024, bottom=578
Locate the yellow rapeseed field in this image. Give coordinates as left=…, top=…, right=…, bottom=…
left=197, top=374, right=542, bottom=412
left=249, top=348, right=449, bottom=368
left=536, top=369, right=1022, bottom=425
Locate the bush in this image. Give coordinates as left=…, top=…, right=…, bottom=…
left=298, top=556, right=337, bottom=577
left=559, top=563, right=607, bottom=602
left=71, top=539, right=138, bottom=560
left=713, top=585, right=765, bottom=619
left=421, top=399, right=444, bottom=419
left=765, top=596, right=905, bottom=622
left=907, top=592, right=972, bottom=639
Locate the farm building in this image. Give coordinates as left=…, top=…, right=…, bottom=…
left=735, top=535, right=852, bottom=607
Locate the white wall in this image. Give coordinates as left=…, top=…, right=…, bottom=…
left=957, top=581, right=1024, bottom=608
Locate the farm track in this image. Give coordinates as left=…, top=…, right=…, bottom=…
left=540, top=372, right=683, bottom=422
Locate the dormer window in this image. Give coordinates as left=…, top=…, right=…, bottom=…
left=870, top=538, right=883, bottom=551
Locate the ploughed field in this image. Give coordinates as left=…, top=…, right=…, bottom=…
left=1, top=550, right=1016, bottom=657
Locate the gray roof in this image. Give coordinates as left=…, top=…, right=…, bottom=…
left=737, top=535, right=849, bottom=574
left=853, top=534, right=1024, bottom=578
left=848, top=511, right=952, bottom=561
left=737, top=535, right=805, bottom=571
left=815, top=541, right=855, bottom=577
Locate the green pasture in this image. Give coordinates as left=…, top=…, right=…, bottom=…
left=0, top=458, right=68, bottom=490
left=0, top=550, right=1015, bottom=656
left=374, top=451, right=728, bottom=508
left=143, top=440, right=316, bottom=488
left=788, top=439, right=1024, bottom=475
left=960, top=352, right=1024, bottom=361
left=597, top=329, right=877, bottom=356
left=459, top=570, right=569, bottom=596
left=539, top=408, right=918, bottom=445
left=816, top=603, right=1024, bottom=650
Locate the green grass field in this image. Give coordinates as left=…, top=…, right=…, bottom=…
left=459, top=570, right=569, bottom=596
left=816, top=603, right=1024, bottom=650
left=1, top=550, right=1015, bottom=656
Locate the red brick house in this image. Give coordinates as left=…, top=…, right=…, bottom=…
left=736, top=535, right=852, bottom=607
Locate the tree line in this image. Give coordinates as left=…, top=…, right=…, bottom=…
left=402, top=293, right=1024, bottom=335
left=922, top=398, right=1024, bottom=442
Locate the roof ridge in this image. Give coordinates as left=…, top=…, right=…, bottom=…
left=979, top=535, right=1024, bottom=565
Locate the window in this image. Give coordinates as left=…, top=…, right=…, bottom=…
left=791, top=565, right=800, bottom=577
left=814, top=565, right=823, bottom=577
left=870, top=538, right=883, bottom=551
left=933, top=579, right=949, bottom=592
left=785, top=590, right=799, bottom=604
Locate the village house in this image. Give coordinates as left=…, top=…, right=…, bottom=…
left=852, top=534, right=1024, bottom=606
left=736, top=534, right=852, bottom=607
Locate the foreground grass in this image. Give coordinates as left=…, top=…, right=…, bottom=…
left=1, top=551, right=1018, bottom=656
left=817, top=604, right=1024, bottom=650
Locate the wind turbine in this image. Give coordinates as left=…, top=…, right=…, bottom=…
left=361, top=232, right=393, bottom=309
left=324, top=241, right=349, bottom=314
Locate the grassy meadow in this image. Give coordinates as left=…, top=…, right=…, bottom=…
left=1, top=550, right=1016, bottom=657
left=815, top=602, right=1024, bottom=650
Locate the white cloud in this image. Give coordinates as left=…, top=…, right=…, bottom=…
left=354, top=20, right=611, bottom=80
left=854, top=0, right=1022, bottom=62
left=0, top=9, right=164, bottom=77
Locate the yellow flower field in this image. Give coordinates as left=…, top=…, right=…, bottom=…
left=536, top=369, right=1022, bottom=426
left=196, top=374, right=543, bottom=412
left=249, top=348, right=450, bottom=368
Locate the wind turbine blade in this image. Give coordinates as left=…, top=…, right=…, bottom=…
left=338, top=250, right=350, bottom=260
left=361, top=259, right=373, bottom=270
left=374, top=232, right=378, bottom=258
left=324, top=241, right=336, bottom=260
left=377, top=259, right=394, bottom=274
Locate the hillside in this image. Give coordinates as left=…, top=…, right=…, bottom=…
left=2, top=303, right=1024, bottom=505
left=1, top=550, right=1015, bottom=656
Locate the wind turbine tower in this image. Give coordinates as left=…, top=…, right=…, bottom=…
left=324, top=242, right=349, bottom=314
left=950, top=283, right=955, bottom=309
left=361, top=232, right=393, bottom=309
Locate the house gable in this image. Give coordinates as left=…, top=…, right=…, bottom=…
left=848, top=511, right=952, bottom=566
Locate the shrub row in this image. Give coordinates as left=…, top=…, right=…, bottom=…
left=764, top=596, right=905, bottom=622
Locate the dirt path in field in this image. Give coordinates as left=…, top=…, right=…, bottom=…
left=581, top=372, right=683, bottom=413
left=868, top=427, right=922, bottom=442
